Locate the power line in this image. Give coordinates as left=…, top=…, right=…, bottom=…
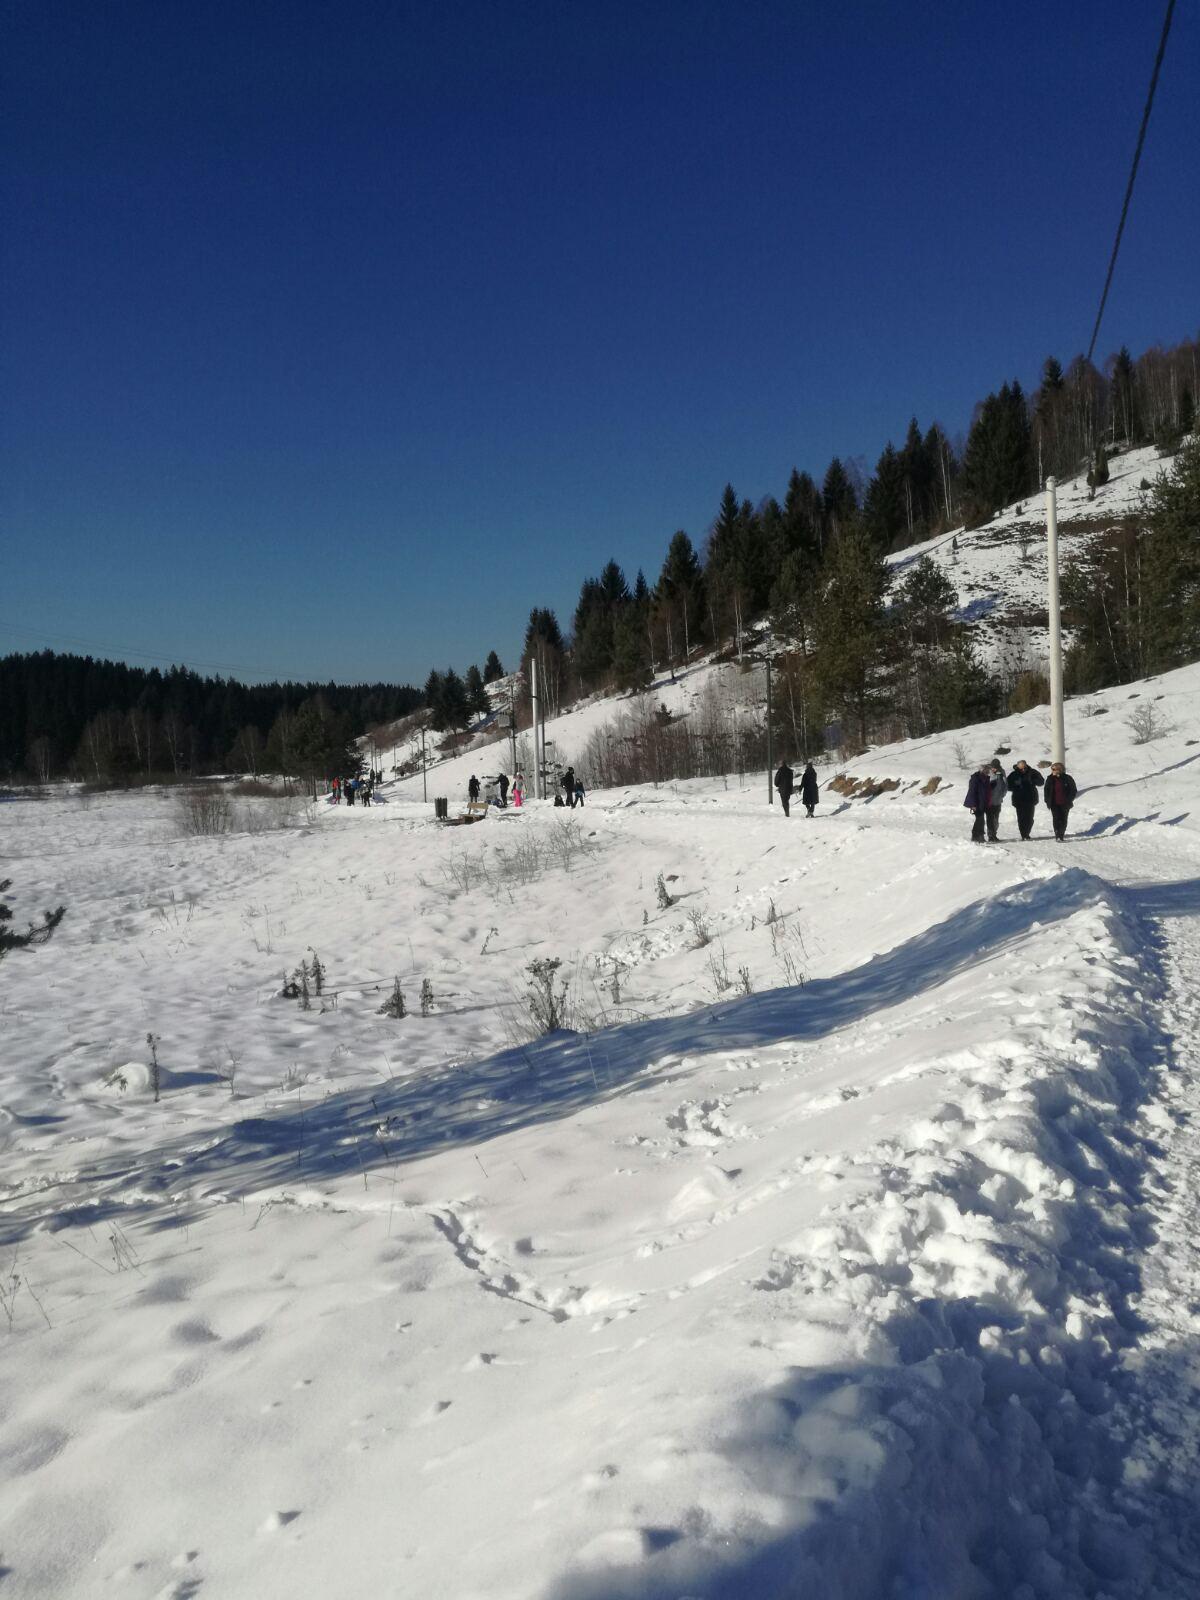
left=1085, top=0, right=1176, bottom=365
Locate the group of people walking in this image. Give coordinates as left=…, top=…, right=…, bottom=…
left=773, top=760, right=820, bottom=818
left=965, top=758, right=1078, bottom=843
left=330, top=774, right=376, bottom=806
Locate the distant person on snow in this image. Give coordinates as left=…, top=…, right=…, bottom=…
left=562, top=766, right=577, bottom=808
left=512, top=773, right=524, bottom=808
left=498, top=773, right=509, bottom=808
left=773, top=759, right=794, bottom=817
left=1044, top=762, right=1077, bottom=841
left=574, top=778, right=585, bottom=807
left=987, top=760, right=1007, bottom=840
left=800, top=761, right=819, bottom=818
left=1006, top=759, right=1044, bottom=840
left=345, top=777, right=356, bottom=806
left=468, top=774, right=480, bottom=803
left=964, top=763, right=992, bottom=844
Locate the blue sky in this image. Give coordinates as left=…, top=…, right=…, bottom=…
left=3, top=0, right=1195, bottom=687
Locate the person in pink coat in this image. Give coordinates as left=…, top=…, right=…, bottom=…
left=512, top=773, right=525, bottom=808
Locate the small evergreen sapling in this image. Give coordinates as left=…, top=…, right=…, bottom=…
left=379, top=978, right=406, bottom=1018
left=420, top=978, right=434, bottom=1017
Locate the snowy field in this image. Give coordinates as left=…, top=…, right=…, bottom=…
left=2, top=663, right=1200, bottom=1598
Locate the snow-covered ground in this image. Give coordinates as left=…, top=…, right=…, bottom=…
left=3, top=661, right=1199, bottom=1599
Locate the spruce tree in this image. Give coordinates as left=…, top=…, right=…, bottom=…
left=821, top=458, right=857, bottom=539
left=482, top=650, right=504, bottom=683
left=863, top=443, right=906, bottom=551
left=464, top=664, right=489, bottom=716
left=811, top=532, right=889, bottom=747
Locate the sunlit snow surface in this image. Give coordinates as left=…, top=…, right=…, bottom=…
left=4, top=660, right=1200, bottom=1586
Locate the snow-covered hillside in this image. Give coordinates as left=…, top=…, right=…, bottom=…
left=385, top=443, right=1175, bottom=811
left=886, top=442, right=1170, bottom=675
left=2, top=658, right=1199, bottom=1598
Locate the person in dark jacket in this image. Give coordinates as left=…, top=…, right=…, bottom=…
left=468, top=774, right=480, bottom=803
left=774, top=760, right=795, bottom=817
left=1043, top=762, right=1077, bottom=841
left=498, top=772, right=509, bottom=808
left=964, top=764, right=991, bottom=843
left=800, top=762, right=819, bottom=817
left=986, top=760, right=1006, bottom=841
left=562, top=766, right=576, bottom=809
left=1006, top=760, right=1044, bottom=840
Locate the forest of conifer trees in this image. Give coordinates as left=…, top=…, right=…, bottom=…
left=3, top=332, right=1195, bottom=782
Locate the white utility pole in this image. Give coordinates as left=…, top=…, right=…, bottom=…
left=1045, top=476, right=1066, bottom=764
left=530, top=659, right=542, bottom=798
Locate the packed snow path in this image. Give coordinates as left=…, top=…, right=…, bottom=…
left=1, top=664, right=1199, bottom=1599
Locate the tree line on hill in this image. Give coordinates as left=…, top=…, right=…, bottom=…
left=4, top=334, right=1194, bottom=784
left=0, top=655, right=424, bottom=784
left=510, top=335, right=1198, bottom=755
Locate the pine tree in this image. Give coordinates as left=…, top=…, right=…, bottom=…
left=440, top=668, right=470, bottom=731
left=822, top=458, right=857, bottom=540
left=783, top=469, right=823, bottom=562
left=464, top=664, right=489, bottom=717
left=863, top=443, right=906, bottom=551
left=1109, top=346, right=1138, bottom=445
left=960, top=381, right=1032, bottom=517
left=811, top=533, right=889, bottom=747
left=656, top=531, right=704, bottom=665
left=482, top=650, right=504, bottom=683
left=423, top=669, right=447, bottom=730
left=0, top=877, right=66, bottom=960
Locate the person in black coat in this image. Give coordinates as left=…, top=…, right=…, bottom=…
left=1043, top=762, right=1077, bottom=841
left=799, top=762, right=819, bottom=817
left=964, top=764, right=991, bottom=843
left=468, top=774, right=480, bottom=803
left=774, top=760, right=795, bottom=817
left=1006, top=760, right=1044, bottom=840
left=498, top=772, right=509, bottom=808
left=562, top=766, right=576, bottom=808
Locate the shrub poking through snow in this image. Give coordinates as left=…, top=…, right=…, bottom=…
left=688, top=908, right=713, bottom=949
left=379, top=978, right=406, bottom=1019
left=705, top=943, right=732, bottom=996
left=176, top=785, right=232, bottom=837
left=420, top=978, right=434, bottom=1017
left=146, top=1032, right=161, bottom=1102
left=655, top=872, right=674, bottom=910
left=737, top=965, right=753, bottom=996
left=523, top=958, right=568, bottom=1033
left=1126, top=702, right=1173, bottom=744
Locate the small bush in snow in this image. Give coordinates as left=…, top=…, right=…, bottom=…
left=523, top=958, right=569, bottom=1034
left=1126, top=703, right=1173, bottom=745
left=420, top=978, right=434, bottom=1017
left=737, top=965, right=753, bottom=996
left=655, top=873, right=674, bottom=910
left=176, top=785, right=232, bottom=837
left=688, top=908, right=713, bottom=949
left=705, top=943, right=732, bottom=996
